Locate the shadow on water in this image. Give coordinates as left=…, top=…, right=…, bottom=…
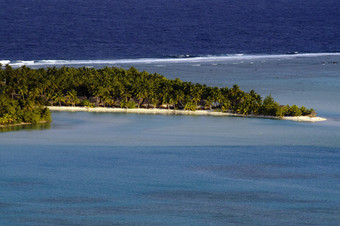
left=0, top=122, right=51, bottom=133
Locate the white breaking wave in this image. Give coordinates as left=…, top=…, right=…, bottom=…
left=0, top=60, right=11, bottom=65
left=4, top=52, right=340, bottom=67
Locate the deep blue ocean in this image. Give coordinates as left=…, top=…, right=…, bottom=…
left=1, top=0, right=339, bottom=61
left=1, top=1, right=340, bottom=225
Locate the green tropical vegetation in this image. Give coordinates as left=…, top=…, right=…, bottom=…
left=0, top=64, right=316, bottom=126
left=0, top=65, right=51, bottom=125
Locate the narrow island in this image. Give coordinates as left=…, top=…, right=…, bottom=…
left=0, top=64, right=326, bottom=127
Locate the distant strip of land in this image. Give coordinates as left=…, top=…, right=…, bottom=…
left=48, top=106, right=327, bottom=122
left=0, top=65, right=323, bottom=127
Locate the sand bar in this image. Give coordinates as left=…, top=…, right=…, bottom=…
left=47, top=106, right=327, bottom=122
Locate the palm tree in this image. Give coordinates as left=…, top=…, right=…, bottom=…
left=174, top=90, right=185, bottom=109
left=53, top=91, right=66, bottom=106
left=102, top=94, right=115, bottom=107
left=17, top=83, right=28, bottom=102
left=136, top=84, right=148, bottom=108
left=66, top=89, right=80, bottom=107
left=190, top=84, right=203, bottom=107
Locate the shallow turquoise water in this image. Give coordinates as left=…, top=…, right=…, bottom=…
left=1, top=144, right=340, bottom=225
left=1, top=55, right=340, bottom=225
left=1, top=112, right=340, bottom=147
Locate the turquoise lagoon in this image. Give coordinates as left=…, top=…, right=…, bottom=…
left=1, top=55, right=340, bottom=225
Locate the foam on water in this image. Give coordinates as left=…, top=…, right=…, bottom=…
left=6, top=53, right=340, bottom=67
left=0, top=60, right=10, bottom=65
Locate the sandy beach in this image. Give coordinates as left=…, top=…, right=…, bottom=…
left=47, top=106, right=327, bottom=122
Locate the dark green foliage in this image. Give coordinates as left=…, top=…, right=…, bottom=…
left=0, top=96, right=22, bottom=124
left=0, top=66, right=51, bottom=125
left=81, top=99, right=93, bottom=107
left=0, top=65, right=316, bottom=125
left=0, top=95, right=51, bottom=125
left=184, top=101, right=197, bottom=111
left=120, top=100, right=136, bottom=109
left=260, top=94, right=280, bottom=116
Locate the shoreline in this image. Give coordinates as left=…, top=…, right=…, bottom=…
left=47, top=106, right=327, bottom=122
left=0, top=121, right=49, bottom=128
left=0, top=122, right=31, bottom=128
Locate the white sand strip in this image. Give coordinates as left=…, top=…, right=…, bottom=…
left=282, top=116, right=327, bottom=122
left=47, top=106, right=327, bottom=122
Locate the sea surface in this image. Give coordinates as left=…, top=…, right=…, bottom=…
left=1, top=0, right=340, bottom=61
left=1, top=0, right=340, bottom=225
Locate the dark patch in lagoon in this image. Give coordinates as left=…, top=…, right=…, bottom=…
left=145, top=190, right=319, bottom=204
left=0, top=178, right=45, bottom=187
left=3, top=195, right=334, bottom=225
left=35, top=206, right=132, bottom=216
left=8, top=216, right=131, bottom=226
left=193, top=164, right=321, bottom=179
left=147, top=190, right=283, bottom=202
left=38, top=197, right=108, bottom=204
left=0, top=202, right=17, bottom=208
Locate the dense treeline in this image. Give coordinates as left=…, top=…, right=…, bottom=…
left=0, top=64, right=315, bottom=125
left=0, top=65, right=51, bottom=125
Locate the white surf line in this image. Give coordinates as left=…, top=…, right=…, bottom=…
left=5, top=52, right=340, bottom=67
